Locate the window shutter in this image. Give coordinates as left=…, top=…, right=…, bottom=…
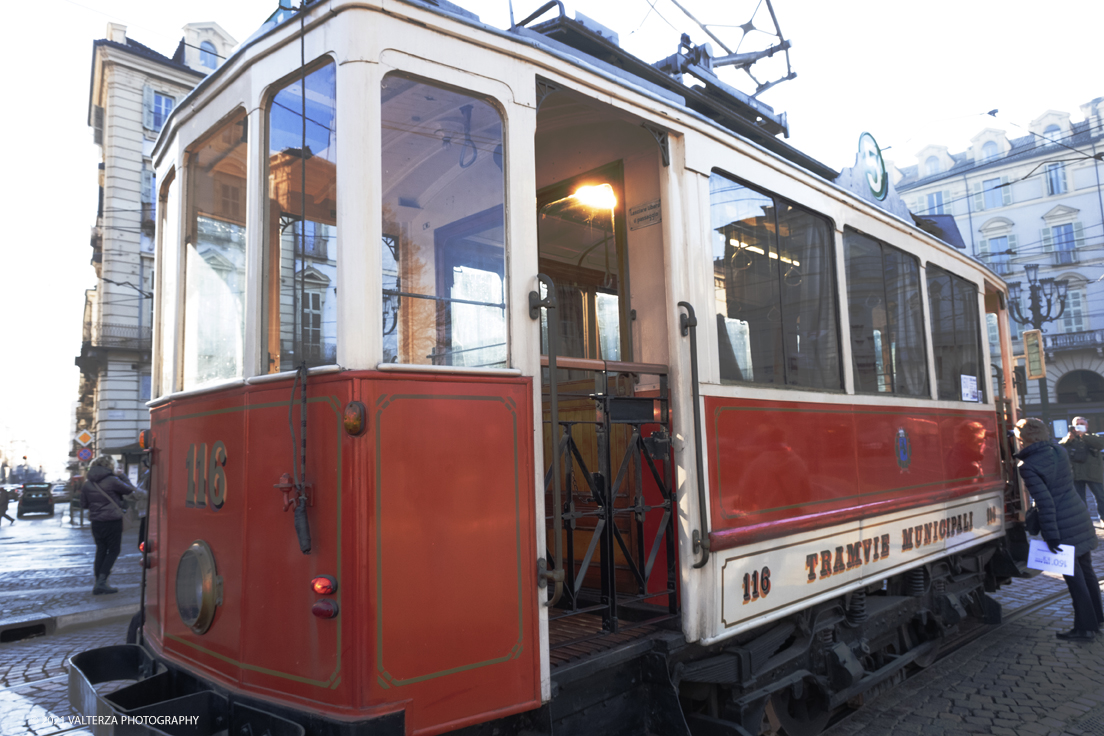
left=1041, top=227, right=1053, bottom=252
left=1073, top=222, right=1085, bottom=249
left=943, top=190, right=953, bottom=215
left=1007, top=234, right=1018, bottom=256
left=93, top=105, right=104, bottom=145
left=143, top=85, right=154, bottom=130
left=1060, top=165, right=1069, bottom=194
left=977, top=239, right=989, bottom=258
left=972, top=181, right=984, bottom=211
left=141, top=169, right=153, bottom=204
left=1001, top=176, right=1012, bottom=206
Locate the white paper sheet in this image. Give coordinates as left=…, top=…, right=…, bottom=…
left=1027, top=538, right=1076, bottom=575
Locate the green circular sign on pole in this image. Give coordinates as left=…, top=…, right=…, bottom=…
left=858, top=132, right=888, bottom=201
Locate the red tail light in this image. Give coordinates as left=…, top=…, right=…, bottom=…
left=311, top=599, right=339, bottom=618
left=311, top=575, right=337, bottom=595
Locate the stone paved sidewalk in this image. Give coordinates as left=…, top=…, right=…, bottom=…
left=0, top=512, right=141, bottom=636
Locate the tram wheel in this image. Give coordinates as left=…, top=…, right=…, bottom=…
left=912, top=634, right=941, bottom=669
left=767, top=684, right=832, bottom=736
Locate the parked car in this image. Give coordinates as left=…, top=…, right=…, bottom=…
left=51, top=483, right=70, bottom=502
left=2, top=483, right=21, bottom=502
left=17, top=483, right=54, bottom=518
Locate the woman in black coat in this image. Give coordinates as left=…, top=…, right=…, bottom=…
left=79, top=455, right=136, bottom=595
left=1015, top=417, right=1103, bottom=641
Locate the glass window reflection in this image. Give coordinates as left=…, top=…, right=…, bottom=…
left=927, top=265, right=984, bottom=402
left=380, top=75, right=506, bottom=367
left=182, top=111, right=248, bottom=390
left=266, top=62, right=338, bottom=372
left=710, top=172, right=840, bottom=389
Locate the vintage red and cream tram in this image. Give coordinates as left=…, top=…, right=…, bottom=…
left=70, top=1, right=1027, bottom=735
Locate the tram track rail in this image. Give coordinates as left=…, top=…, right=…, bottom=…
left=0, top=672, right=69, bottom=694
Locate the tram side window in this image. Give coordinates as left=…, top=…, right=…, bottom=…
left=156, top=170, right=178, bottom=398
left=927, top=265, right=985, bottom=402
left=182, top=110, right=248, bottom=390
left=710, top=171, right=840, bottom=389
left=380, top=74, right=506, bottom=368
left=265, top=62, right=338, bottom=372
left=844, top=229, right=928, bottom=396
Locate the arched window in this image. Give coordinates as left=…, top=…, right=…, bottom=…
left=982, top=141, right=998, bottom=162
left=925, top=156, right=941, bottom=177
left=200, top=41, right=218, bottom=68
left=1056, top=370, right=1104, bottom=404
left=1043, top=124, right=1061, bottom=143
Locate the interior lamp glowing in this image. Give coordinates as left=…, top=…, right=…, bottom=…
left=572, top=184, right=617, bottom=210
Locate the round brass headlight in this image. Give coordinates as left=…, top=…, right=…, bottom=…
left=176, top=541, right=222, bottom=634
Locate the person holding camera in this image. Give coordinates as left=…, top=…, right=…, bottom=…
left=1016, top=417, right=1103, bottom=641
left=1059, top=416, right=1104, bottom=529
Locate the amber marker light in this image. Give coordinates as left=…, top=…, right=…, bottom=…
left=138, top=429, right=154, bottom=450
left=343, top=401, right=366, bottom=436
left=571, top=183, right=616, bottom=210
left=312, top=599, right=339, bottom=619
left=311, top=575, right=338, bottom=595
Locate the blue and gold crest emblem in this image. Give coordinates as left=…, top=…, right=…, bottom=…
left=895, top=428, right=911, bottom=471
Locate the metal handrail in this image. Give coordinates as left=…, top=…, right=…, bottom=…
left=530, top=274, right=564, bottom=606
left=538, top=355, right=668, bottom=375
left=679, top=302, right=710, bottom=568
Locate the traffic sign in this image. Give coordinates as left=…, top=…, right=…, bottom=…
left=76, top=430, right=94, bottom=447
left=77, top=447, right=93, bottom=462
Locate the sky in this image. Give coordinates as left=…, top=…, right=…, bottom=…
left=0, top=0, right=1099, bottom=478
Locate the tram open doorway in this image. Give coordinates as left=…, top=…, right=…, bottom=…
left=533, top=88, right=679, bottom=659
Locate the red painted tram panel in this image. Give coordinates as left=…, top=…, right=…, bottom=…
left=145, top=372, right=540, bottom=735
left=706, top=396, right=1001, bottom=551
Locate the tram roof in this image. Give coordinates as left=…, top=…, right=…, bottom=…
left=164, top=0, right=837, bottom=181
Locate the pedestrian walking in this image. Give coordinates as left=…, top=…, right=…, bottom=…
left=79, top=455, right=136, bottom=595
left=1015, top=417, right=1104, bottom=641
left=1059, top=416, right=1104, bottom=528
left=0, top=485, right=13, bottom=524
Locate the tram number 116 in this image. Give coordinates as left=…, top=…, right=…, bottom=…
left=185, top=441, right=228, bottom=510
left=742, top=566, right=771, bottom=604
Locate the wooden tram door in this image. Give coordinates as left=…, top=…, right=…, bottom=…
left=536, top=163, right=679, bottom=636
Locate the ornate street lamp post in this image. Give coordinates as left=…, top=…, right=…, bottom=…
left=1008, top=263, right=1068, bottom=424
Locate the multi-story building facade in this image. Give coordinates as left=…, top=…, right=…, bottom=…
left=73, top=22, right=235, bottom=473
left=895, top=98, right=1104, bottom=436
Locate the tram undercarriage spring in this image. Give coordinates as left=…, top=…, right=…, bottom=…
left=846, top=589, right=868, bottom=625
left=907, top=568, right=926, bottom=597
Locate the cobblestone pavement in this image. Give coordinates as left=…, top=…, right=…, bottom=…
left=0, top=618, right=127, bottom=736
left=0, top=505, right=140, bottom=631
left=824, top=528, right=1104, bottom=736
left=2, top=527, right=1103, bottom=735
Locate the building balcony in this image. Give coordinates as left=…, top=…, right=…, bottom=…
left=83, top=321, right=152, bottom=350
left=1043, top=328, right=1104, bottom=355
left=76, top=322, right=152, bottom=373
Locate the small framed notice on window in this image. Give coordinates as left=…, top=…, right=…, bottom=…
left=960, top=374, right=979, bottom=402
